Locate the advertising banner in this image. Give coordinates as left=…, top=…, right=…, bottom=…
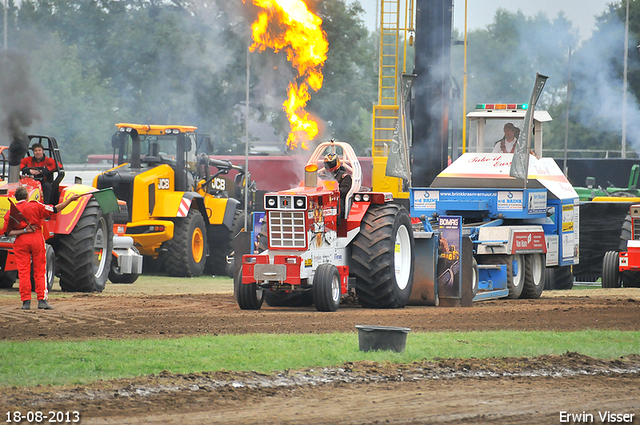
left=437, top=216, right=462, bottom=300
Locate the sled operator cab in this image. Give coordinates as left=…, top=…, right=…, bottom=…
left=466, top=103, right=552, bottom=156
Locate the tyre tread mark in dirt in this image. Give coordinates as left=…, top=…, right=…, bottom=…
left=164, top=208, right=206, bottom=277
left=350, top=204, right=414, bottom=308
left=58, top=198, right=113, bottom=292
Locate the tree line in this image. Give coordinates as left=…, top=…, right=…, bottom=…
left=0, top=0, right=636, bottom=162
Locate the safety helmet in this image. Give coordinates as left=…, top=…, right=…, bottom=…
left=323, top=153, right=340, bottom=172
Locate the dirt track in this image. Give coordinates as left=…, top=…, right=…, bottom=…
left=1, top=284, right=639, bottom=424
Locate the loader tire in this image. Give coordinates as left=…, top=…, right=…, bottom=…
left=602, top=251, right=621, bottom=288
left=206, top=210, right=245, bottom=277
left=58, top=198, right=113, bottom=293
left=351, top=204, right=414, bottom=308
left=236, top=269, right=264, bottom=310
left=164, top=209, right=207, bottom=277
left=620, top=214, right=632, bottom=251
left=312, top=263, right=341, bottom=312
left=0, top=271, right=17, bottom=288
left=521, top=254, right=545, bottom=299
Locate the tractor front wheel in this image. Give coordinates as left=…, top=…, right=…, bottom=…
left=164, top=209, right=207, bottom=277
left=602, top=251, right=621, bottom=288
left=236, top=269, right=264, bottom=310
left=58, top=198, right=113, bottom=292
left=313, top=263, right=341, bottom=312
left=351, top=204, right=414, bottom=308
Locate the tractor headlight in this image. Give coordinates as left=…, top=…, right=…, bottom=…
left=294, top=196, right=306, bottom=209
left=354, top=194, right=361, bottom=202
left=265, top=195, right=277, bottom=209
left=363, top=194, right=370, bottom=202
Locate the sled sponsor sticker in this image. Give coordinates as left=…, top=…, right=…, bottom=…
left=527, top=191, right=547, bottom=214
left=497, top=191, right=523, bottom=211
left=562, top=204, right=574, bottom=232
left=413, top=190, right=438, bottom=210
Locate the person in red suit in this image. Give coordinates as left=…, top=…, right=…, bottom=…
left=3, top=186, right=81, bottom=310
left=20, top=143, right=61, bottom=204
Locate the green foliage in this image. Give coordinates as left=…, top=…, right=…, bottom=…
left=0, top=330, right=638, bottom=388
left=0, top=0, right=636, bottom=161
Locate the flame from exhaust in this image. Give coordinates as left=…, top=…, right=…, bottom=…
left=248, top=0, right=328, bottom=150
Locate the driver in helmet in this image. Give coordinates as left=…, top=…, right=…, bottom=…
left=322, top=153, right=352, bottom=218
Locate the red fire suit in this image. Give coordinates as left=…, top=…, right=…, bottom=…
left=1, top=200, right=55, bottom=302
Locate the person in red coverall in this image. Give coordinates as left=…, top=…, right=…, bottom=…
left=3, top=186, right=81, bottom=310
left=20, top=143, right=61, bottom=204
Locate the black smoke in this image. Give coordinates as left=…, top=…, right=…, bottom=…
left=0, top=50, right=43, bottom=166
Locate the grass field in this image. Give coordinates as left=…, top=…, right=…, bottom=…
left=1, top=330, right=639, bottom=388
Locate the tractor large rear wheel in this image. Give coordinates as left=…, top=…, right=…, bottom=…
left=164, top=209, right=207, bottom=277
left=351, top=204, right=414, bottom=308
left=620, top=214, right=632, bottom=251
left=58, top=198, right=113, bottom=292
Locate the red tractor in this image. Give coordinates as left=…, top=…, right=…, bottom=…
left=0, top=135, right=122, bottom=292
left=237, top=140, right=415, bottom=311
left=602, top=204, right=640, bottom=288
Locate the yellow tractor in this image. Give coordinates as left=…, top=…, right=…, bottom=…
left=94, top=123, right=250, bottom=277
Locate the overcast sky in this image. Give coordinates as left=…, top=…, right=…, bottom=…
left=358, top=0, right=616, bottom=42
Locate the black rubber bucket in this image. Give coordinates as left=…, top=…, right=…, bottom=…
left=355, top=325, right=411, bottom=352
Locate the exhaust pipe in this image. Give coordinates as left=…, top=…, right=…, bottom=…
left=305, top=164, right=318, bottom=188
left=8, top=135, right=29, bottom=184
left=8, top=165, right=19, bottom=183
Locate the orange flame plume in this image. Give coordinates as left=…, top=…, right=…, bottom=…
left=248, top=0, right=328, bottom=150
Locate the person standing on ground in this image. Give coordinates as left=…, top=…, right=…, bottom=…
left=2, top=186, right=81, bottom=310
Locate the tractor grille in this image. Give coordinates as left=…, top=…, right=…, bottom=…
left=269, top=211, right=306, bottom=248
left=634, top=219, right=640, bottom=240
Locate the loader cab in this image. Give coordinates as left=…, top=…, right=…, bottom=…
left=110, top=124, right=199, bottom=191
left=466, top=104, right=552, bottom=156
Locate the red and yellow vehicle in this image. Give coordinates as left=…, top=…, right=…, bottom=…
left=0, top=135, right=122, bottom=292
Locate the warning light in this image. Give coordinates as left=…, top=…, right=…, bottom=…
left=475, top=103, right=528, bottom=111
